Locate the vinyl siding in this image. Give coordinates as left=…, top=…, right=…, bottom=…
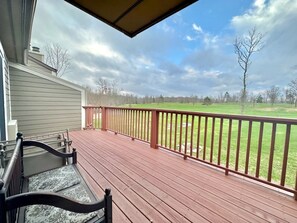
left=27, top=58, right=54, bottom=75
left=10, top=66, right=82, bottom=136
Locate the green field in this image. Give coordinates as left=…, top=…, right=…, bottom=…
left=127, top=102, right=297, bottom=189
left=130, top=102, right=297, bottom=118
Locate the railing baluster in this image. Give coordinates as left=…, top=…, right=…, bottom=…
left=112, top=109, right=115, bottom=132
left=169, top=113, right=173, bottom=149
left=281, top=124, right=291, bottom=186
left=110, top=109, right=112, bottom=131
left=137, top=110, right=141, bottom=139
left=143, top=111, right=147, bottom=141
left=210, top=117, right=215, bottom=163
left=218, top=118, right=223, bottom=165
left=97, top=108, right=100, bottom=129
left=147, top=111, right=150, bottom=142
left=160, top=112, right=164, bottom=146
left=120, top=109, right=122, bottom=133
left=112, top=109, right=114, bottom=132
left=235, top=120, right=242, bottom=171
left=196, top=116, right=201, bottom=159
left=94, top=107, right=97, bottom=129
left=132, top=110, right=135, bottom=138
left=225, top=119, right=232, bottom=175
left=245, top=121, right=253, bottom=174
left=184, top=115, right=189, bottom=157
left=128, top=110, right=130, bottom=136
left=256, top=122, right=264, bottom=178
left=85, top=107, right=88, bottom=128
left=174, top=113, right=178, bottom=151
left=117, top=109, right=119, bottom=132
left=90, top=108, right=93, bottom=128
left=139, top=111, right=142, bottom=139
left=190, top=115, right=194, bottom=157
left=267, top=123, right=276, bottom=182
left=203, top=117, right=208, bottom=160
left=105, top=108, right=113, bottom=130
left=136, top=110, right=139, bottom=138
left=179, top=114, right=183, bottom=153
left=126, top=109, right=128, bottom=135
left=294, top=170, right=297, bottom=201
left=165, top=112, right=168, bottom=148
left=117, top=109, right=120, bottom=133
left=122, top=109, right=124, bottom=134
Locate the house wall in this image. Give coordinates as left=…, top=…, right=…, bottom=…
left=0, top=41, right=10, bottom=140
left=27, top=58, right=53, bottom=75
left=9, top=64, right=85, bottom=136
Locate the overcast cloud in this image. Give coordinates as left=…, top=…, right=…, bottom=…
left=31, top=0, right=297, bottom=97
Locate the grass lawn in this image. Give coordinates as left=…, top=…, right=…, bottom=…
left=130, top=102, right=297, bottom=118
left=127, top=102, right=297, bottom=189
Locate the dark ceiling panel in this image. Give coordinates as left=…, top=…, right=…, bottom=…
left=65, top=0, right=198, bottom=37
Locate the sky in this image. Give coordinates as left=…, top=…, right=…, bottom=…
left=31, top=0, right=297, bottom=97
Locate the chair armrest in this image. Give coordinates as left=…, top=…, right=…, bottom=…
left=23, top=140, right=75, bottom=160
left=6, top=191, right=105, bottom=213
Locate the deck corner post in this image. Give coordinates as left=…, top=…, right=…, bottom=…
left=101, top=107, right=107, bottom=131
left=150, top=110, right=159, bottom=149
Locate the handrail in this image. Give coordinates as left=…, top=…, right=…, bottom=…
left=1, top=137, right=22, bottom=190
left=86, top=106, right=297, bottom=124
left=83, top=105, right=297, bottom=200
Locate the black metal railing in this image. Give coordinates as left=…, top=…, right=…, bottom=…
left=0, top=134, right=23, bottom=223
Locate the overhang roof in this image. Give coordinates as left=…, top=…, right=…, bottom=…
left=0, top=0, right=36, bottom=64
left=65, top=0, right=198, bottom=37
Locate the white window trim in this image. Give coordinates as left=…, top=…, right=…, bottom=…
left=0, top=42, right=8, bottom=140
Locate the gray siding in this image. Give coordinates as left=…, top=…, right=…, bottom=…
left=10, top=66, right=82, bottom=136
left=27, top=58, right=53, bottom=75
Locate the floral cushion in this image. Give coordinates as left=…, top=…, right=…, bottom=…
left=28, top=165, right=80, bottom=192
left=25, top=184, right=100, bottom=223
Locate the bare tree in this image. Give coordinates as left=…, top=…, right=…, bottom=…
left=288, top=78, right=297, bottom=107
left=44, top=43, right=71, bottom=77
left=96, top=78, right=109, bottom=94
left=266, top=86, right=281, bottom=106
left=234, top=27, right=264, bottom=112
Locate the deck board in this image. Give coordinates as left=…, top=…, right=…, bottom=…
left=70, top=130, right=297, bottom=223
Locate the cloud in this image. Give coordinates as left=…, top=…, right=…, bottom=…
left=193, top=23, right=203, bottom=33
left=30, top=0, right=297, bottom=98
left=186, top=23, right=220, bottom=49
left=186, top=35, right=195, bottom=41
left=80, top=40, right=125, bottom=62
left=231, top=0, right=297, bottom=90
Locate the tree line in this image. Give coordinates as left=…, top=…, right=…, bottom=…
left=85, top=78, right=297, bottom=107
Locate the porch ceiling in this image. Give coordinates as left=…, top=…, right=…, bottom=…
left=65, top=0, right=198, bottom=37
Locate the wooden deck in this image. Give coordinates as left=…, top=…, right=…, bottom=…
left=70, top=130, right=297, bottom=223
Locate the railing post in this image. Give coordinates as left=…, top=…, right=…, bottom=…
left=101, top=107, right=107, bottom=131
left=104, top=188, right=112, bottom=223
left=84, top=107, right=92, bottom=129
left=0, top=180, right=6, bottom=223
left=17, top=132, right=24, bottom=178
left=150, top=110, right=159, bottom=149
